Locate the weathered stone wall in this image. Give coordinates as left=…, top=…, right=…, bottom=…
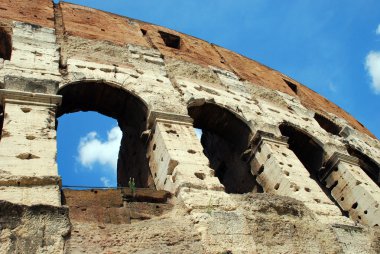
left=0, top=1, right=380, bottom=253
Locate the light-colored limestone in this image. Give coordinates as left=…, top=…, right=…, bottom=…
left=147, top=117, right=223, bottom=193
left=0, top=16, right=379, bottom=254
left=324, top=152, right=380, bottom=226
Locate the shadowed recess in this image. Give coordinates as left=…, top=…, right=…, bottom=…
left=0, top=27, right=12, bottom=60
left=188, top=102, right=259, bottom=194
left=57, top=81, right=153, bottom=188
left=279, top=123, right=348, bottom=215
left=314, top=113, right=341, bottom=136
left=279, top=123, right=324, bottom=179
left=347, top=146, right=380, bottom=187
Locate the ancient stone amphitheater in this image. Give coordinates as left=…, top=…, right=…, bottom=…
left=0, top=1, right=379, bottom=253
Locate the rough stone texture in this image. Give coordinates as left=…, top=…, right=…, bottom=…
left=0, top=200, right=70, bottom=254
left=0, top=1, right=380, bottom=253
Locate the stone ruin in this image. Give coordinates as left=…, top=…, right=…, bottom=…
left=0, top=1, right=379, bottom=253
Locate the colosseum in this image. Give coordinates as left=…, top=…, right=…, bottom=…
left=0, top=0, right=379, bottom=253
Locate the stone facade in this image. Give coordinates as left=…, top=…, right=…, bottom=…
left=0, top=1, right=379, bottom=253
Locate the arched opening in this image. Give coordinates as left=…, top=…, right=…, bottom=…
left=0, top=27, right=12, bottom=60
left=188, top=102, right=260, bottom=193
left=347, top=146, right=380, bottom=187
left=278, top=123, right=344, bottom=209
left=314, top=112, right=341, bottom=136
left=279, top=123, right=324, bottom=179
left=57, top=81, right=153, bottom=188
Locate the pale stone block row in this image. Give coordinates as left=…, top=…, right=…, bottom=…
left=0, top=90, right=61, bottom=206
left=0, top=186, right=61, bottom=206
left=0, top=103, right=57, bottom=176
left=5, top=21, right=60, bottom=75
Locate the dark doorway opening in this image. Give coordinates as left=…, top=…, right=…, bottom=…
left=0, top=27, right=12, bottom=60
left=188, top=102, right=260, bottom=194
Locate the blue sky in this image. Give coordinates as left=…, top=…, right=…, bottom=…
left=56, top=0, right=380, bottom=188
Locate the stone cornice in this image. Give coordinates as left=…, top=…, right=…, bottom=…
left=319, top=151, right=360, bottom=182
left=0, top=89, right=62, bottom=106
left=147, top=110, right=193, bottom=128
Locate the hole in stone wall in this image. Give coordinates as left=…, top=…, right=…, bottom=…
left=352, top=202, right=358, bottom=209
left=158, top=31, right=181, bottom=49
left=258, top=165, right=265, bottom=175
left=140, top=29, right=147, bottom=36
left=283, top=79, right=298, bottom=94
left=347, top=146, right=380, bottom=187
left=0, top=27, right=12, bottom=60
left=314, top=113, right=341, bottom=136
left=194, top=172, right=205, bottom=180
left=188, top=102, right=260, bottom=194
left=187, top=149, right=196, bottom=154
left=57, top=82, right=153, bottom=190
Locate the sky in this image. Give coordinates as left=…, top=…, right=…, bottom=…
left=55, top=0, right=380, bottom=188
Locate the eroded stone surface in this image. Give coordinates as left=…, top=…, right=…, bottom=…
left=0, top=1, right=379, bottom=253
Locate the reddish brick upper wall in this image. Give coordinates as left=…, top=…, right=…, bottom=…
left=59, top=2, right=148, bottom=47
left=138, top=22, right=229, bottom=70
left=0, top=0, right=54, bottom=28
left=0, top=1, right=374, bottom=138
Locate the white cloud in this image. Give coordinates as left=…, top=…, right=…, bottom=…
left=376, top=24, right=380, bottom=35
left=77, top=126, right=122, bottom=171
left=100, top=176, right=112, bottom=187
left=365, top=51, right=380, bottom=94
left=328, top=81, right=337, bottom=92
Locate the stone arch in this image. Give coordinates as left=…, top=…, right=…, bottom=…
left=279, top=122, right=325, bottom=180
left=347, top=145, right=380, bottom=187
left=57, top=80, right=153, bottom=188
left=188, top=100, right=260, bottom=193
left=0, top=26, right=12, bottom=60
left=277, top=122, right=344, bottom=206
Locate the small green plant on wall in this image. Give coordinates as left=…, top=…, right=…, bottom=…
left=128, top=177, right=136, bottom=197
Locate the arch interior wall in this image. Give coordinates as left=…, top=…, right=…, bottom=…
left=0, top=1, right=379, bottom=253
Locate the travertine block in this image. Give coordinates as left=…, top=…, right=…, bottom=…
left=251, top=137, right=343, bottom=220
left=325, top=160, right=380, bottom=226
left=0, top=185, right=60, bottom=206
left=148, top=119, right=223, bottom=193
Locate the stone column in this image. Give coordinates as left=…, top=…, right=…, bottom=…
left=146, top=111, right=223, bottom=194
left=0, top=90, right=62, bottom=206
left=249, top=131, right=346, bottom=223
left=321, top=152, right=380, bottom=226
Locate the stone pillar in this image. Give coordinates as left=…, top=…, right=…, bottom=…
left=249, top=131, right=346, bottom=223
left=146, top=111, right=223, bottom=194
left=0, top=90, right=62, bottom=206
left=321, top=152, right=380, bottom=226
